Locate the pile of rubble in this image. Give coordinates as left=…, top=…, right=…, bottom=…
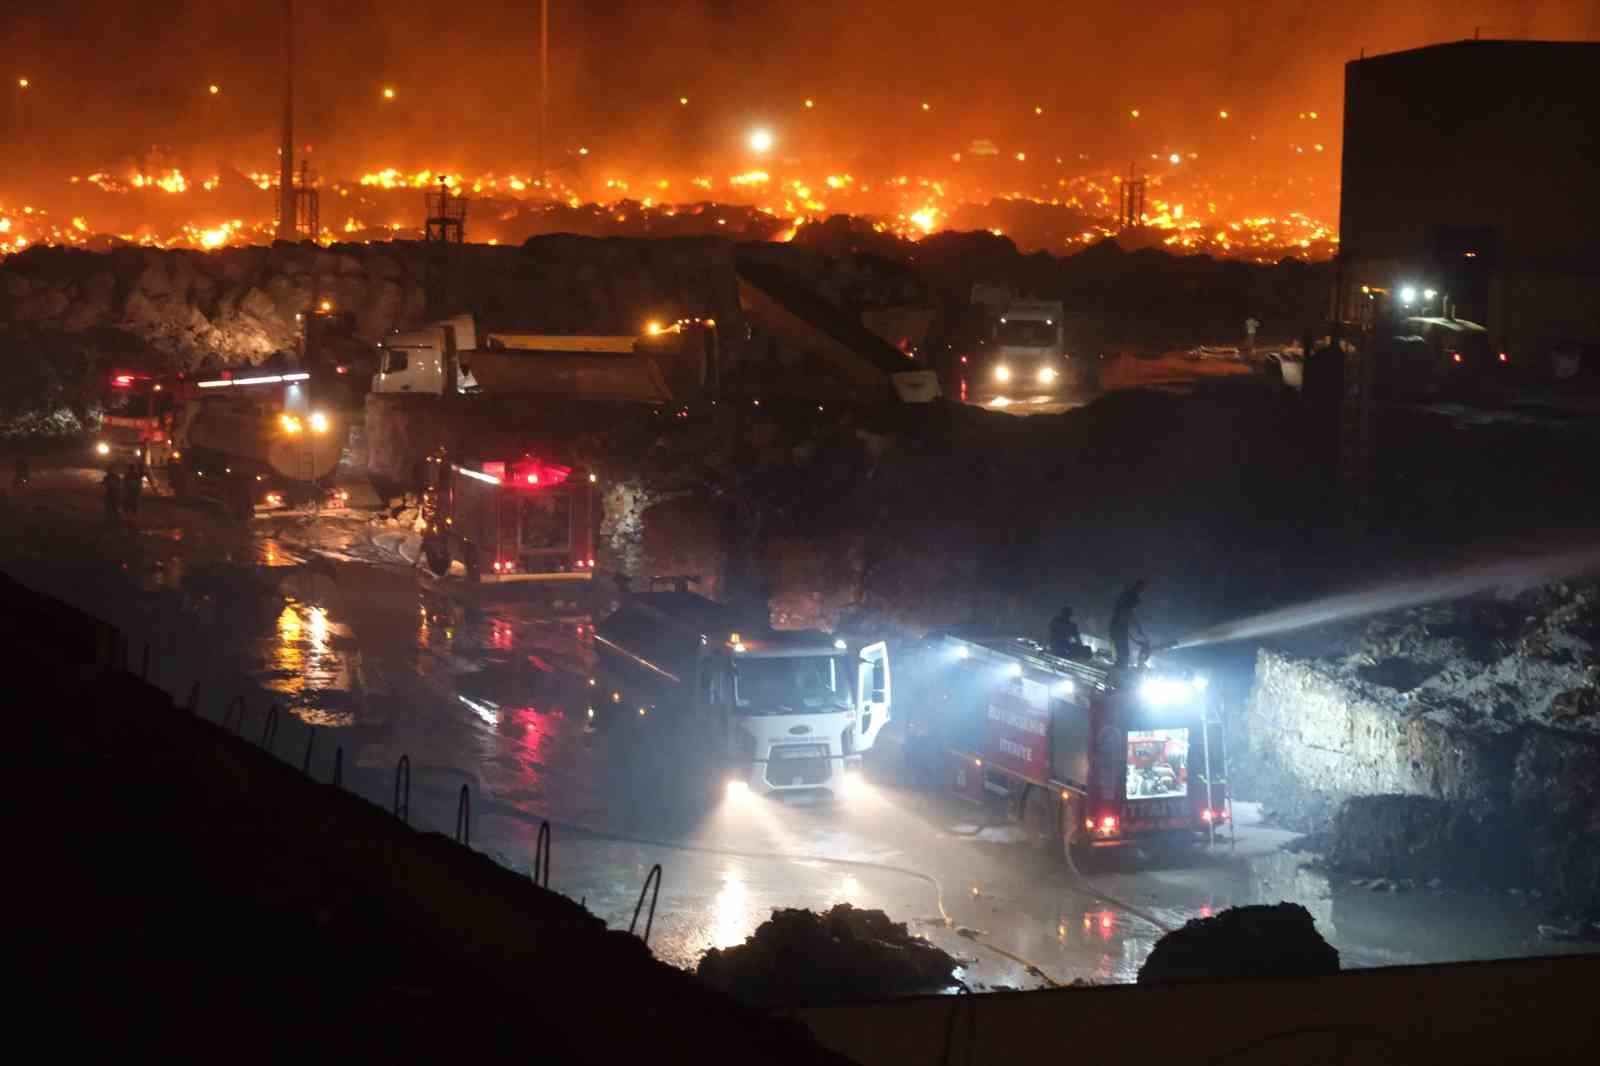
left=697, top=904, right=962, bottom=1005
left=1242, top=582, right=1600, bottom=901
left=1137, top=903, right=1340, bottom=984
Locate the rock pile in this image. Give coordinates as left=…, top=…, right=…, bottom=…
left=697, top=904, right=962, bottom=1005
left=1243, top=583, right=1600, bottom=901
left=0, top=235, right=745, bottom=386
left=1137, top=903, right=1340, bottom=984
left=1325, top=795, right=1519, bottom=887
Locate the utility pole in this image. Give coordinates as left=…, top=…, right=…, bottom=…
left=277, top=0, right=296, bottom=241
left=537, top=0, right=549, bottom=188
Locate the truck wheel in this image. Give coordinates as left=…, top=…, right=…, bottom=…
left=423, top=539, right=451, bottom=577
left=1021, top=785, right=1059, bottom=853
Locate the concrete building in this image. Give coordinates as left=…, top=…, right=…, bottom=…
left=1337, top=39, right=1600, bottom=363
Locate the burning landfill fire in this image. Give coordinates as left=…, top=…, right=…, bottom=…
left=0, top=116, right=1339, bottom=263
left=7, top=1, right=1592, bottom=267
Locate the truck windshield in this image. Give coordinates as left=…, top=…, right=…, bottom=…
left=103, top=388, right=153, bottom=417
left=995, top=320, right=1056, bottom=347
left=733, top=655, right=851, bottom=715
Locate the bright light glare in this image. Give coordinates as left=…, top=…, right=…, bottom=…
left=954, top=644, right=970, bottom=659
left=645, top=320, right=664, bottom=335
left=994, top=365, right=1011, bottom=383
left=1169, top=153, right=1182, bottom=165
left=1399, top=286, right=1418, bottom=304
left=1007, top=662, right=1023, bottom=677
left=1192, top=674, right=1209, bottom=692
left=833, top=638, right=847, bottom=650
left=1423, top=288, right=1437, bottom=300
left=1038, top=366, right=1057, bottom=384
left=725, top=779, right=751, bottom=802
left=95, top=441, right=110, bottom=456
left=1140, top=677, right=1190, bottom=707
left=748, top=128, right=774, bottom=153
left=308, top=411, right=329, bottom=434
left=839, top=772, right=869, bottom=800
left=1056, top=678, right=1075, bottom=696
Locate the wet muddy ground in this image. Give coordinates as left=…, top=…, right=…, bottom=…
left=1, top=461, right=1583, bottom=992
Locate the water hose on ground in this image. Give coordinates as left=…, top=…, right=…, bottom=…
left=464, top=792, right=1070, bottom=987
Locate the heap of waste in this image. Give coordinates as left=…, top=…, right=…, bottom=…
left=1137, top=903, right=1340, bottom=984
left=697, top=904, right=962, bottom=1005
left=1241, top=582, right=1600, bottom=902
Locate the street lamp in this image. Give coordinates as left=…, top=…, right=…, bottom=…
left=748, top=128, right=774, bottom=153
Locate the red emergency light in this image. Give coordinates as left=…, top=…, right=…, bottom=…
left=509, top=458, right=571, bottom=489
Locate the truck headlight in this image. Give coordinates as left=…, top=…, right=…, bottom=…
left=725, top=779, right=751, bottom=803
left=1038, top=366, right=1057, bottom=384
left=95, top=441, right=110, bottom=456
left=994, top=365, right=1011, bottom=383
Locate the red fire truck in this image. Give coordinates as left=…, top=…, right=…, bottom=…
left=903, top=632, right=1228, bottom=854
left=419, top=447, right=597, bottom=582
left=93, top=370, right=168, bottom=468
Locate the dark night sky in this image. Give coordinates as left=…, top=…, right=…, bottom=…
left=5, top=1, right=1598, bottom=179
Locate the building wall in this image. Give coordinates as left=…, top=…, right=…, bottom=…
left=1338, top=40, right=1600, bottom=354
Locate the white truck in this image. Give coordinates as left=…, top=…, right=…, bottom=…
left=371, top=314, right=704, bottom=403
left=366, top=314, right=709, bottom=496
left=593, top=584, right=891, bottom=803
left=959, top=288, right=1093, bottom=407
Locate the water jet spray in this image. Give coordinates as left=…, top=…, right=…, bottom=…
left=1170, top=546, right=1600, bottom=650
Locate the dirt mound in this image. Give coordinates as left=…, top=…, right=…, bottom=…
left=1340, top=585, right=1600, bottom=737
left=1326, top=795, right=1521, bottom=886
left=697, top=904, right=962, bottom=1005
left=1137, top=903, right=1339, bottom=984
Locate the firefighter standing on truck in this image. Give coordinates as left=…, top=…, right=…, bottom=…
left=1109, top=579, right=1148, bottom=666
left=1047, top=603, right=1089, bottom=660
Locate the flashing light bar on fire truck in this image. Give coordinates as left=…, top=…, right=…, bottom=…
left=195, top=371, right=311, bottom=389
